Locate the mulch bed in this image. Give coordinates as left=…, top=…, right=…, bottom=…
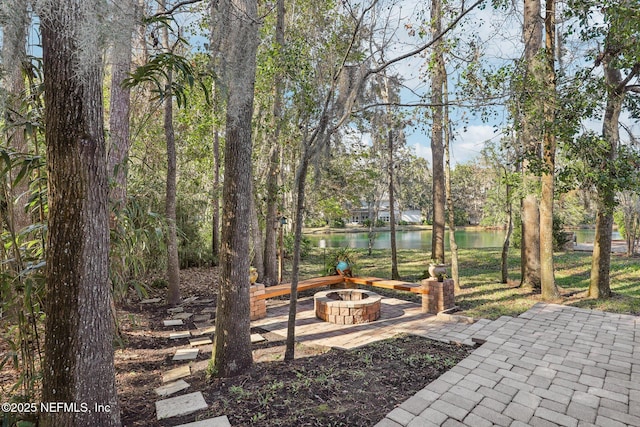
left=116, top=267, right=474, bottom=426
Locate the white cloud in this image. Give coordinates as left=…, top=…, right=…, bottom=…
left=408, top=124, right=502, bottom=166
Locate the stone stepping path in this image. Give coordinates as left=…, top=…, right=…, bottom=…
left=140, top=297, right=162, bottom=304
left=173, top=348, right=199, bottom=361
left=170, top=331, right=191, bottom=340
left=155, top=379, right=190, bottom=397
left=175, top=416, right=231, bottom=427
left=163, top=365, right=191, bottom=383
left=168, top=306, right=185, bottom=314
left=193, top=314, right=211, bottom=322
left=164, top=319, right=184, bottom=327
left=193, top=325, right=215, bottom=335
left=190, top=337, right=212, bottom=346
left=182, top=296, right=199, bottom=304
left=173, top=312, right=194, bottom=320
left=251, top=333, right=266, bottom=343
left=155, top=391, right=208, bottom=420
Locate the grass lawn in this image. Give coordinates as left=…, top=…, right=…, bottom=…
left=296, top=246, right=640, bottom=320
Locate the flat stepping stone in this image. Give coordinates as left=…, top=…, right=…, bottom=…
left=163, top=319, right=184, bottom=327
left=190, top=337, right=212, bottom=346
left=168, top=306, right=185, bottom=314
left=155, top=391, right=208, bottom=420
left=200, top=307, right=215, bottom=313
left=173, top=312, right=193, bottom=320
left=193, top=314, right=211, bottom=322
left=196, top=298, right=215, bottom=304
left=251, top=333, right=266, bottom=343
left=162, top=365, right=191, bottom=383
left=170, top=331, right=191, bottom=340
left=175, top=416, right=231, bottom=427
left=155, top=379, right=190, bottom=397
left=140, top=298, right=162, bottom=304
left=182, top=296, right=199, bottom=304
left=193, top=325, right=215, bottom=335
left=173, top=348, right=199, bottom=361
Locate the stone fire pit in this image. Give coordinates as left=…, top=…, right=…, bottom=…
left=314, top=289, right=382, bottom=324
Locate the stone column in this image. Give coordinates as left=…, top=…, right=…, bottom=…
left=250, top=283, right=267, bottom=320
left=420, top=278, right=455, bottom=314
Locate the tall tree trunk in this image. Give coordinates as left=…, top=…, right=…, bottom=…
left=430, top=0, right=446, bottom=264
left=40, top=1, right=121, bottom=424
left=161, top=12, right=181, bottom=306
left=539, top=0, right=559, bottom=300
left=107, top=0, right=135, bottom=208
left=520, top=0, right=543, bottom=288
left=3, top=0, right=30, bottom=233
left=388, top=130, right=400, bottom=280
left=589, top=52, right=623, bottom=298
left=212, top=0, right=258, bottom=377
left=443, top=76, right=460, bottom=291
left=263, top=0, right=285, bottom=286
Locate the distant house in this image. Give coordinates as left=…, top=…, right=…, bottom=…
left=347, top=198, right=423, bottom=225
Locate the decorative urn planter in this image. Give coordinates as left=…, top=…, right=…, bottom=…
left=250, top=267, right=258, bottom=284
left=428, top=263, right=447, bottom=281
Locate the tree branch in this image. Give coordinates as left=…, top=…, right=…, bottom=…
left=150, top=0, right=203, bottom=18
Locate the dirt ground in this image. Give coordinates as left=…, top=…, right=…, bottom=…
left=116, top=267, right=473, bottom=427
left=0, top=267, right=473, bottom=426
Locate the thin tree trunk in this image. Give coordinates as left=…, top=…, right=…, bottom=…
left=285, top=149, right=309, bottom=361
left=250, top=192, right=265, bottom=279
left=539, top=0, right=559, bottom=300
left=41, top=1, right=120, bottom=424
left=430, top=0, right=446, bottom=264
left=107, top=0, right=135, bottom=208
left=212, top=120, right=221, bottom=264
left=212, top=0, right=258, bottom=377
left=3, top=0, right=30, bottom=233
left=589, top=51, right=623, bottom=298
left=443, top=65, right=459, bottom=291
left=161, top=12, right=181, bottom=305
left=501, top=169, right=514, bottom=284
left=388, top=130, right=399, bottom=280
left=263, top=0, right=285, bottom=286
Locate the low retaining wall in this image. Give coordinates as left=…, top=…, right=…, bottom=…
left=250, top=276, right=455, bottom=321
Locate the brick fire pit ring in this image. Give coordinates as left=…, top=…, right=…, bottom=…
left=314, top=289, right=382, bottom=324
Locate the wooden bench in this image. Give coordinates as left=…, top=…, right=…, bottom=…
left=250, top=274, right=454, bottom=320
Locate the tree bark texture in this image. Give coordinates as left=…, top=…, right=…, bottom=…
left=539, top=0, right=559, bottom=300
left=501, top=170, right=514, bottom=284
left=161, top=18, right=181, bottom=305
left=107, top=0, right=135, bottom=207
left=41, top=1, right=120, bottom=425
left=430, top=0, right=446, bottom=264
left=250, top=192, right=265, bottom=279
left=519, top=0, right=543, bottom=288
left=388, top=130, right=400, bottom=280
left=2, top=0, right=30, bottom=233
left=212, top=0, right=259, bottom=377
left=589, top=51, right=624, bottom=298
left=285, top=150, right=309, bottom=361
left=443, top=66, right=459, bottom=291
left=263, top=0, right=285, bottom=286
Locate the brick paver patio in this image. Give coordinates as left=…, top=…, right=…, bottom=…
left=376, top=303, right=640, bottom=427
left=253, top=296, right=640, bottom=426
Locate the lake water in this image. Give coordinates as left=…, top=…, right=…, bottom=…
left=306, top=229, right=620, bottom=250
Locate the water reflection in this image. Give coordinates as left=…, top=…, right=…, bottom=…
left=306, top=229, right=617, bottom=250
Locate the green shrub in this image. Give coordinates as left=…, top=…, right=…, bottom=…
left=284, top=233, right=312, bottom=259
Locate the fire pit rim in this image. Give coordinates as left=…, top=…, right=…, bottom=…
left=314, top=289, right=382, bottom=308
